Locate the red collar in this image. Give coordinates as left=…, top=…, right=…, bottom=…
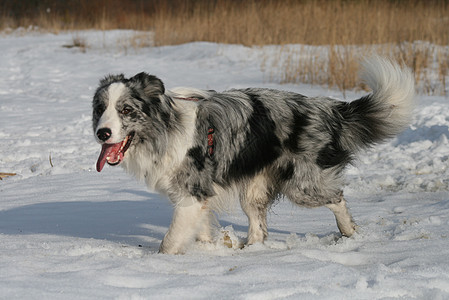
left=207, top=127, right=215, bottom=156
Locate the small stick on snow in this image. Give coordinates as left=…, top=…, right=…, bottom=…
left=0, top=173, right=16, bottom=180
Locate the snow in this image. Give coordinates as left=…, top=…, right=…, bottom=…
left=1, top=30, right=449, bottom=299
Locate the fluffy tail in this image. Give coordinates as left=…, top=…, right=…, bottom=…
left=339, top=56, right=415, bottom=151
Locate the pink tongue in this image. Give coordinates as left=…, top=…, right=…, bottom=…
left=96, top=142, right=123, bottom=172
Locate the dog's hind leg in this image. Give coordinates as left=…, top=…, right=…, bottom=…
left=240, top=174, right=271, bottom=245
left=241, top=198, right=268, bottom=245
left=325, top=192, right=357, bottom=237
left=159, top=198, right=209, bottom=254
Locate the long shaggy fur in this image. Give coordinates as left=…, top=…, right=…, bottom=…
left=92, top=56, right=414, bottom=254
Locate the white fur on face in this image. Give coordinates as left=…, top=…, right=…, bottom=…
left=95, top=83, right=126, bottom=144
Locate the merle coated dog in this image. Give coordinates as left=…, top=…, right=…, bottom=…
left=92, top=56, right=414, bottom=254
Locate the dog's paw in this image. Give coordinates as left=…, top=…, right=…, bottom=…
left=158, top=240, right=185, bottom=255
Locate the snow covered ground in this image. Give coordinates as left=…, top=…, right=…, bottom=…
left=1, top=30, right=449, bottom=299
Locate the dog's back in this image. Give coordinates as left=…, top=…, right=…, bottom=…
left=180, top=56, right=414, bottom=201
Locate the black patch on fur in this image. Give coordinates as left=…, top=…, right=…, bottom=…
left=284, top=110, right=309, bottom=153
left=337, top=96, right=386, bottom=145
left=92, top=101, right=106, bottom=119
left=128, top=111, right=139, bottom=121
left=160, top=110, right=171, bottom=128
left=191, top=183, right=209, bottom=199
left=278, top=162, right=295, bottom=181
left=133, top=91, right=177, bottom=131
left=225, top=94, right=282, bottom=181
left=133, top=93, right=158, bottom=116
left=187, top=146, right=206, bottom=171
left=141, top=101, right=156, bottom=119
left=129, top=72, right=165, bottom=96
left=316, top=133, right=351, bottom=169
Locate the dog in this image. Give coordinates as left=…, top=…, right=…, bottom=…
left=92, top=56, right=414, bottom=254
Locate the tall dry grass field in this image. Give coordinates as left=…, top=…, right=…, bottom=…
left=1, top=0, right=448, bottom=94
left=267, top=43, right=449, bottom=96
left=2, top=0, right=448, bottom=45
left=151, top=0, right=449, bottom=47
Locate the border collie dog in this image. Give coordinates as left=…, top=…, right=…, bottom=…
left=92, top=57, right=414, bottom=254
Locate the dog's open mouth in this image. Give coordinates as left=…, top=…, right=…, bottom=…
left=96, top=132, right=134, bottom=172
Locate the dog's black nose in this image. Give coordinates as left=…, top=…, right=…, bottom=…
left=96, top=128, right=112, bottom=142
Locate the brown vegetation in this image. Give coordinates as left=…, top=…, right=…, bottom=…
left=268, top=42, right=449, bottom=95
left=0, top=173, right=16, bottom=180
left=2, top=0, right=448, bottom=46
left=1, top=0, right=448, bottom=94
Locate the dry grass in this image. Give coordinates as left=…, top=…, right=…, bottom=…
left=62, top=35, right=88, bottom=52
left=2, top=0, right=448, bottom=45
left=1, top=0, right=448, bottom=94
left=269, top=43, right=449, bottom=96
left=0, top=173, right=16, bottom=180
left=150, top=0, right=449, bottom=47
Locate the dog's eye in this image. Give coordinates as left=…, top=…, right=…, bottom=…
left=121, top=106, right=133, bottom=115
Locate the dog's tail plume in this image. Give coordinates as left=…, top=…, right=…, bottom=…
left=339, top=56, right=415, bottom=151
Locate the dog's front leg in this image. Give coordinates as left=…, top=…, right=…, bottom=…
left=159, top=198, right=205, bottom=254
left=196, top=206, right=213, bottom=243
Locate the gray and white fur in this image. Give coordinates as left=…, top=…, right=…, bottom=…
left=92, top=56, right=414, bottom=254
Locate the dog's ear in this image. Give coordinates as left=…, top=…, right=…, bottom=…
left=129, top=72, right=165, bottom=97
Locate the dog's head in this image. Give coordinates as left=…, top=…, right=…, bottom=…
left=92, top=72, right=171, bottom=172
